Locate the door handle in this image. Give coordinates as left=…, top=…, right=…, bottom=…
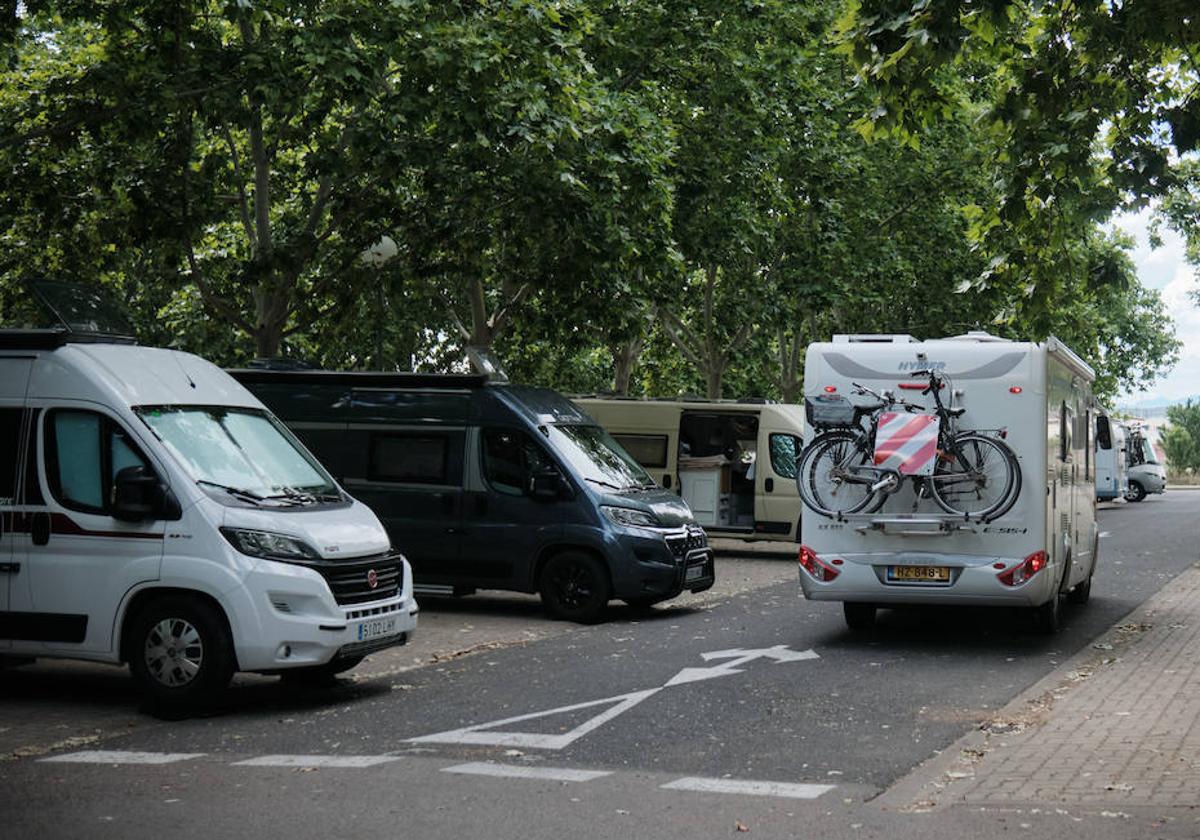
left=0, top=562, right=20, bottom=573
left=765, top=478, right=774, bottom=493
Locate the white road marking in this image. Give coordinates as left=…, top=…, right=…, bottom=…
left=40, top=751, right=204, bottom=765
left=668, top=645, right=819, bottom=686
left=408, top=688, right=662, bottom=750
left=232, top=755, right=399, bottom=768
left=442, top=762, right=612, bottom=783
left=661, top=776, right=835, bottom=799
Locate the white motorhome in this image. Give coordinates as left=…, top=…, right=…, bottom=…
left=1, top=330, right=417, bottom=711
left=1124, top=422, right=1167, bottom=502
left=798, top=332, right=1097, bottom=633
left=1095, top=409, right=1129, bottom=502
left=574, top=398, right=806, bottom=541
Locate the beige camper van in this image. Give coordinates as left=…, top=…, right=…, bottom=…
left=573, top=398, right=806, bottom=542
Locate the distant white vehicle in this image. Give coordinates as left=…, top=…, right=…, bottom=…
left=1095, top=409, right=1129, bottom=501
left=797, top=332, right=1098, bottom=634
left=1124, top=423, right=1167, bottom=502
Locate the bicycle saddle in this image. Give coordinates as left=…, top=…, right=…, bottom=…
left=945, top=406, right=966, bottom=418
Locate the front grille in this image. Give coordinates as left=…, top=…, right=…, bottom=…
left=310, top=552, right=405, bottom=605
left=666, top=526, right=709, bottom=561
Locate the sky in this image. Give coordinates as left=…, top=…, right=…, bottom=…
left=1111, top=208, right=1200, bottom=406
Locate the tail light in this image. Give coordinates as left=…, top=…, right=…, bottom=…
left=997, top=550, right=1047, bottom=587
left=824, top=385, right=837, bottom=393
left=799, top=545, right=840, bottom=582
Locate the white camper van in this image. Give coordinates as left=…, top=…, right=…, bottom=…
left=797, top=332, right=1097, bottom=633
left=1095, top=409, right=1129, bottom=502
left=575, top=398, right=806, bottom=541
left=1124, top=423, right=1167, bottom=502
left=0, top=330, right=417, bottom=710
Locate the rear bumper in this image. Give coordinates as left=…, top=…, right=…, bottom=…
left=798, top=550, right=1057, bottom=608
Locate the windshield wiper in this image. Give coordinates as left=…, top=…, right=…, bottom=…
left=584, top=476, right=637, bottom=492
left=263, top=486, right=341, bottom=505
left=197, top=480, right=267, bottom=506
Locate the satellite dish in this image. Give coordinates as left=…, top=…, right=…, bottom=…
left=360, top=235, right=398, bottom=267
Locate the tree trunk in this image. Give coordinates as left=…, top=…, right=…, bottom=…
left=706, top=364, right=724, bottom=400
left=610, top=337, right=643, bottom=396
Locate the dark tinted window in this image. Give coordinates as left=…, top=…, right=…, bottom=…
left=482, top=429, right=553, bottom=497
left=368, top=433, right=449, bottom=484
left=1095, top=415, right=1112, bottom=450
left=0, top=408, right=19, bottom=504
left=613, top=434, right=668, bottom=469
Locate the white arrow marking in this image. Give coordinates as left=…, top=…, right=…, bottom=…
left=665, top=645, right=818, bottom=687
left=409, top=645, right=818, bottom=749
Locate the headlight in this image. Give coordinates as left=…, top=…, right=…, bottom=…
left=220, top=527, right=320, bottom=562
left=601, top=506, right=661, bottom=528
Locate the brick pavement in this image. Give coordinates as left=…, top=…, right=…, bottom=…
left=887, top=563, right=1200, bottom=810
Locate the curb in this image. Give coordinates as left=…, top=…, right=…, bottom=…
left=874, top=561, right=1200, bottom=813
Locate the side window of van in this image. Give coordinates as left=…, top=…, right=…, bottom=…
left=612, top=434, right=668, bottom=469
left=45, top=410, right=150, bottom=514
left=482, top=428, right=551, bottom=496
left=769, top=434, right=802, bottom=479
left=1059, top=402, right=1074, bottom=463
left=0, top=409, right=45, bottom=506
left=368, top=433, right=450, bottom=485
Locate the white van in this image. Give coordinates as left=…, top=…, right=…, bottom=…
left=1, top=330, right=417, bottom=710
left=798, top=332, right=1097, bottom=633
left=1095, top=409, right=1129, bottom=501
left=574, top=398, right=806, bottom=541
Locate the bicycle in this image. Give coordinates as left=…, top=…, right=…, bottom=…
left=796, top=369, right=1021, bottom=520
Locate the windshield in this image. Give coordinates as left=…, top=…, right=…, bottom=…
left=1140, top=437, right=1158, bottom=465
left=546, top=424, right=655, bottom=491
left=135, top=406, right=339, bottom=503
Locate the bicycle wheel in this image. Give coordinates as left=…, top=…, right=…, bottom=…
left=928, top=432, right=1020, bottom=518
left=798, top=430, right=881, bottom=517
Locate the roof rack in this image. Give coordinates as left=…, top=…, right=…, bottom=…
left=0, top=328, right=137, bottom=350
left=228, top=369, right=489, bottom=389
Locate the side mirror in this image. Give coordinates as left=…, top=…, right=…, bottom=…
left=112, top=466, right=180, bottom=522
left=528, top=467, right=568, bottom=501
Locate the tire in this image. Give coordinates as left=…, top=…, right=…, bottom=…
left=279, top=655, right=364, bottom=687
left=798, top=431, right=881, bottom=518
left=1126, top=481, right=1146, bottom=502
left=843, top=602, right=877, bottom=630
left=1066, top=572, right=1092, bottom=605
left=1033, top=592, right=1062, bottom=634
left=929, top=433, right=1020, bottom=519
left=127, top=595, right=235, bottom=714
left=540, top=552, right=611, bottom=624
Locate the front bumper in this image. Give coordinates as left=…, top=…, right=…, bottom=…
left=798, top=550, right=1056, bottom=608
left=235, top=554, right=419, bottom=671
left=610, top=525, right=715, bottom=599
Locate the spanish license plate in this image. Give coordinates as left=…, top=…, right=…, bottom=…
left=685, top=564, right=705, bottom=583
left=356, top=616, right=398, bottom=642
left=887, top=565, right=951, bottom=583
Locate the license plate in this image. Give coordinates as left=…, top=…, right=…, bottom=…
left=356, top=616, right=398, bottom=642
left=685, top=564, right=705, bottom=582
left=887, top=565, right=951, bottom=582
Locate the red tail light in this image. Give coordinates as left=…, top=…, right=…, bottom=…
left=799, top=545, right=840, bottom=582
left=898, top=383, right=925, bottom=390
left=997, top=550, right=1048, bottom=587
left=824, top=385, right=837, bottom=393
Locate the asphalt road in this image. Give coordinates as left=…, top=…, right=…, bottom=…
left=2, top=492, right=1197, bottom=840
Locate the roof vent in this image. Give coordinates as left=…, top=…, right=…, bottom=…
left=943, top=330, right=1011, bottom=343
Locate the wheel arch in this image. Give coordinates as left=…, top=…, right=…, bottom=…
left=118, top=586, right=238, bottom=670
left=532, top=543, right=614, bottom=595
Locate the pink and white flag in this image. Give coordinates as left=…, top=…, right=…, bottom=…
left=873, top=412, right=941, bottom=476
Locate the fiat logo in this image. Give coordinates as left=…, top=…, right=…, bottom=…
left=366, top=569, right=378, bottom=589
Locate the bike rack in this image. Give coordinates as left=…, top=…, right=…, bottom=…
left=833, top=511, right=987, bottom=536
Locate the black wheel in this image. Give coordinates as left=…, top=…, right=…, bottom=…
left=798, top=431, right=881, bottom=518
left=929, top=433, right=1020, bottom=518
left=1033, top=592, right=1062, bottom=634
left=540, top=552, right=611, bottom=623
left=1126, top=480, right=1146, bottom=502
left=1066, top=572, right=1092, bottom=605
left=280, top=655, right=365, bottom=687
left=127, top=595, right=235, bottom=714
left=843, top=602, right=877, bottom=630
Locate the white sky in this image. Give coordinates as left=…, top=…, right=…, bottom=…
left=1111, top=207, right=1200, bottom=404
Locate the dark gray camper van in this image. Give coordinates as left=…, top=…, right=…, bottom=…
left=232, top=371, right=714, bottom=622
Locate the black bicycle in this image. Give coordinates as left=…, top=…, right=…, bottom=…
left=796, top=369, right=1021, bottom=520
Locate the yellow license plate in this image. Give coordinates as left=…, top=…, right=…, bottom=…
left=888, top=565, right=951, bottom=582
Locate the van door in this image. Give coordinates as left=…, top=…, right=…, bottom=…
left=1094, top=414, right=1113, bottom=496
left=343, top=428, right=466, bottom=588
left=0, top=358, right=34, bottom=650
left=756, top=421, right=803, bottom=540
left=20, top=405, right=165, bottom=654
left=459, top=426, right=565, bottom=588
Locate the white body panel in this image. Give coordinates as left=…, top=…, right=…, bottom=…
left=799, top=334, right=1097, bottom=609
left=1, top=343, right=417, bottom=671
